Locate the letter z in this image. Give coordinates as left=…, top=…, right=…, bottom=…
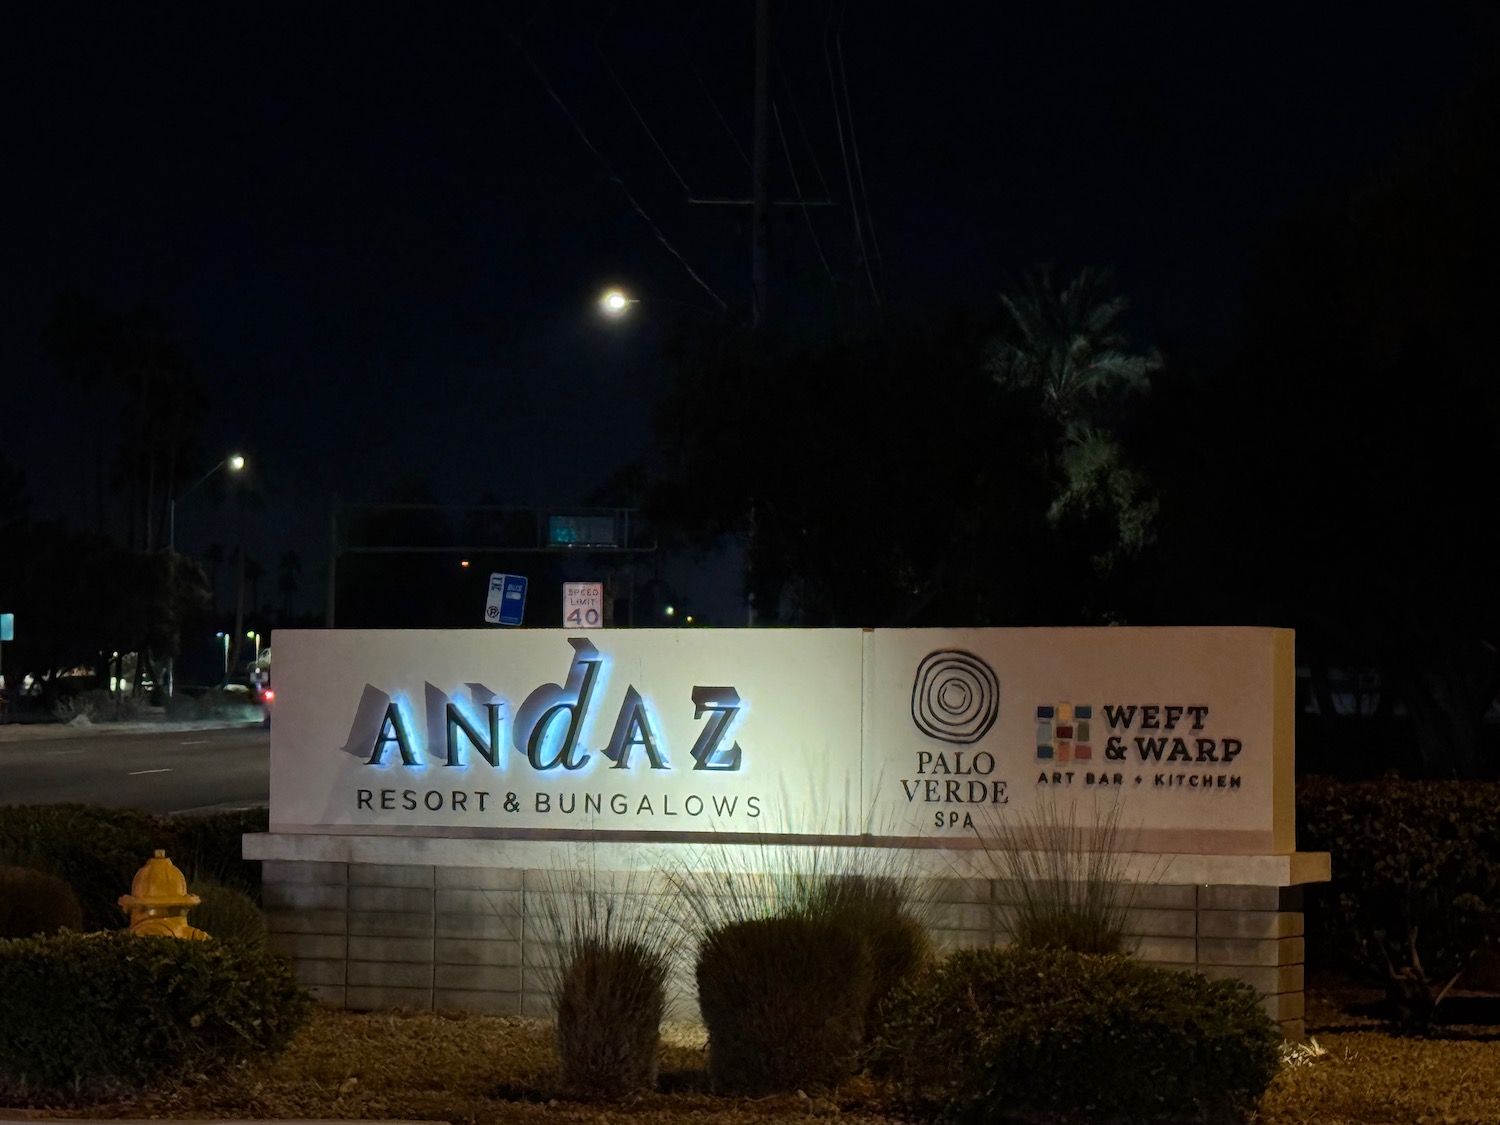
left=689, top=687, right=743, bottom=771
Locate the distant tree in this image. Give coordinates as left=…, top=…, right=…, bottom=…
left=0, top=453, right=30, bottom=528
left=42, top=298, right=209, bottom=549
left=0, top=521, right=208, bottom=707
left=277, top=551, right=301, bottom=619
left=203, top=542, right=224, bottom=607
left=643, top=299, right=1162, bottom=629
left=244, top=555, right=265, bottom=616
left=1160, top=69, right=1500, bottom=777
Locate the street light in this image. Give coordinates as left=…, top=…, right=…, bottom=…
left=215, top=632, right=229, bottom=678
left=247, top=630, right=262, bottom=667
left=598, top=288, right=636, bottom=317
left=165, top=454, right=246, bottom=698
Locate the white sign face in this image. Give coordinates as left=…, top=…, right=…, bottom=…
left=861, top=627, right=1294, bottom=855
left=269, top=627, right=1294, bottom=853
left=563, top=582, right=604, bottom=629
left=271, top=629, right=866, bottom=836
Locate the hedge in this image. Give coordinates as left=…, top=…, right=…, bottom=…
left=877, top=947, right=1280, bottom=1124
left=0, top=804, right=268, bottom=931
left=1297, top=776, right=1500, bottom=1031
left=0, top=931, right=311, bottom=1102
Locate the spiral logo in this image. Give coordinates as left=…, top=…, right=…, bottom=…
left=911, top=649, right=1000, bottom=744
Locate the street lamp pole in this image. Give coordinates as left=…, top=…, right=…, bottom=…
left=165, top=454, right=245, bottom=698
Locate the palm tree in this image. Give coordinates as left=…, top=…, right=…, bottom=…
left=988, top=267, right=1161, bottom=575
left=988, top=266, right=1159, bottom=428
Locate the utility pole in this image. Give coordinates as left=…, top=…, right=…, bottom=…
left=751, top=0, right=770, bottom=328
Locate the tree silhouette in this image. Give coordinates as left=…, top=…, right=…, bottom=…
left=278, top=551, right=301, bottom=619
left=203, top=542, right=224, bottom=608
left=244, top=555, right=265, bottom=616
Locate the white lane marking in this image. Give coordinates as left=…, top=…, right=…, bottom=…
left=127, top=768, right=172, bottom=776
left=180, top=740, right=210, bottom=746
left=47, top=749, right=84, bottom=755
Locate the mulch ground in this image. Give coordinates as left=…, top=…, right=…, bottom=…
left=10, top=981, right=1500, bottom=1125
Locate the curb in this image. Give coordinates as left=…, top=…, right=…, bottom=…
left=0, top=719, right=265, bottom=744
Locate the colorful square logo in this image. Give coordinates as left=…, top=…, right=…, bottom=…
left=1037, top=703, right=1092, bottom=761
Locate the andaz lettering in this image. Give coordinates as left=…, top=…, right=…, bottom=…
left=359, top=638, right=747, bottom=773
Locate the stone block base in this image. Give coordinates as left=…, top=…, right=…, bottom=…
left=248, top=835, right=1325, bottom=1040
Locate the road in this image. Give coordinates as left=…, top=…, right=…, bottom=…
left=0, top=726, right=269, bottom=814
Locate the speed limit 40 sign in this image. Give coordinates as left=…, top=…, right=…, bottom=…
left=562, top=582, right=604, bottom=629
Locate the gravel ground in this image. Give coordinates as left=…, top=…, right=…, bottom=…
left=8, top=983, right=1499, bottom=1125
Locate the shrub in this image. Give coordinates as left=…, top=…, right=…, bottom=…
left=696, top=914, right=872, bottom=1095
left=0, top=805, right=167, bottom=930
left=803, top=874, right=932, bottom=1028
left=668, top=837, right=932, bottom=1090
left=0, top=931, right=312, bottom=1103
left=53, top=689, right=141, bottom=723
left=0, top=805, right=268, bottom=930
left=555, top=938, right=666, bottom=1099
left=0, top=866, right=82, bottom=938
left=537, top=862, right=673, bottom=1101
left=878, top=948, right=1280, bottom=1125
left=1298, top=777, right=1500, bottom=1032
left=188, top=879, right=267, bottom=947
left=176, top=807, right=271, bottom=902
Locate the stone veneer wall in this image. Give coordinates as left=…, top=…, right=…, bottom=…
left=251, top=837, right=1319, bottom=1039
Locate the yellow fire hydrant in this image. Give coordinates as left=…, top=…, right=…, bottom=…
left=118, top=849, right=210, bottom=940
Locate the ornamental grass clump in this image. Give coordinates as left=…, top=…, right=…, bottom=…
left=696, top=912, right=872, bottom=1095
left=879, top=947, right=1281, bottom=1124
left=537, top=862, right=674, bottom=1101
left=672, top=837, right=933, bottom=1094
left=980, top=793, right=1153, bottom=954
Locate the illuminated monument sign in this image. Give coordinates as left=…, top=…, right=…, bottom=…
left=270, top=626, right=1295, bottom=854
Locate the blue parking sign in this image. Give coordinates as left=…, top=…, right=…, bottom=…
left=484, top=574, right=528, bottom=626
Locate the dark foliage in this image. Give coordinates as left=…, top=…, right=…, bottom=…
left=0, top=805, right=268, bottom=931
left=696, top=914, right=872, bottom=1095
left=0, top=866, right=83, bottom=938
left=187, top=879, right=268, bottom=947
left=877, top=947, right=1280, bottom=1124
left=1298, top=777, right=1500, bottom=1032
left=555, top=938, right=667, bottom=1100
left=0, top=931, right=311, bottom=1103
left=802, top=874, right=933, bottom=1031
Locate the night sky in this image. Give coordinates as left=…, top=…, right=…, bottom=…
left=3, top=1, right=1484, bottom=618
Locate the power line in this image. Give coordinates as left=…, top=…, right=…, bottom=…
left=593, top=9, right=694, bottom=195
left=778, top=61, right=834, bottom=203
left=495, top=10, right=728, bottom=313
left=774, top=99, right=841, bottom=309
left=835, top=5, right=884, bottom=305
left=675, top=28, right=752, bottom=170
left=823, top=0, right=880, bottom=308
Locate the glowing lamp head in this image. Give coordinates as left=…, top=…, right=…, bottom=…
left=228, top=454, right=246, bottom=472
left=600, top=289, right=631, bottom=316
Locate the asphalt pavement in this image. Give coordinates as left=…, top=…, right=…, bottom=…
left=0, top=717, right=270, bottom=813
